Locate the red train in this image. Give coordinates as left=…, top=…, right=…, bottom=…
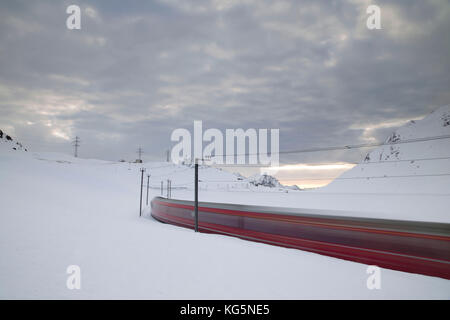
left=151, top=196, right=450, bottom=279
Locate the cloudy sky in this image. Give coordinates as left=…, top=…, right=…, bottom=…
left=1, top=0, right=449, bottom=187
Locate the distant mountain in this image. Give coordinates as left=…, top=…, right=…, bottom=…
left=248, top=173, right=301, bottom=190
left=248, top=173, right=282, bottom=188
left=324, top=105, right=450, bottom=194
left=0, top=129, right=27, bottom=152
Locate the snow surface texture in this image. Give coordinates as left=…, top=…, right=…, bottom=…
left=1, top=109, right=450, bottom=298
left=1, top=150, right=449, bottom=299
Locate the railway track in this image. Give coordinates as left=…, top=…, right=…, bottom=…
left=151, top=196, right=450, bottom=279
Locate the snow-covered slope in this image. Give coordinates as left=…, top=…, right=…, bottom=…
left=1, top=140, right=449, bottom=299
left=323, top=105, right=450, bottom=194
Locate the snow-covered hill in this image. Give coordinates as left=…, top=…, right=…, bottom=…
left=1, top=140, right=449, bottom=299
left=323, top=105, right=450, bottom=194
left=1, top=108, right=450, bottom=299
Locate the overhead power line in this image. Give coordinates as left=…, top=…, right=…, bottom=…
left=144, top=172, right=450, bottom=187
left=205, top=134, right=450, bottom=157
left=361, top=156, right=450, bottom=164
left=186, top=172, right=450, bottom=183
left=275, top=173, right=450, bottom=181
left=279, top=134, right=450, bottom=156
left=209, top=156, right=450, bottom=167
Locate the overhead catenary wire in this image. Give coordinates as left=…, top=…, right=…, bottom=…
left=147, top=166, right=192, bottom=178
left=360, top=156, right=450, bottom=164
left=209, top=155, right=450, bottom=167
left=203, top=134, right=450, bottom=158
left=273, top=173, right=450, bottom=181
left=141, top=172, right=450, bottom=188
left=141, top=156, right=450, bottom=185
left=141, top=135, right=450, bottom=200
left=192, top=172, right=450, bottom=183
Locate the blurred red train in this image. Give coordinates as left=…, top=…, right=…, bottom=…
left=151, top=196, right=450, bottom=279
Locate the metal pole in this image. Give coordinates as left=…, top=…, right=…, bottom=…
left=146, top=174, right=150, bottom=205
left=195, top=159, right=199, bottom=232
left=167, top=179, right=170, bottom=198
left=161, top=181, right=163, bottom=196
left=139, top=168, right=145, bottom=217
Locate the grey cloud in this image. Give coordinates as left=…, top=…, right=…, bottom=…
left=0, top=0, right=449, bottom=164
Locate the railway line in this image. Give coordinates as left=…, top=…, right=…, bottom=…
left=151, top=196, right=450, bottom=279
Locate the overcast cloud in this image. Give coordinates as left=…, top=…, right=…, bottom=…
left=1, top=0, right=449, bottom=167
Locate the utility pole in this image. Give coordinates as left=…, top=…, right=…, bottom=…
left=72, top=136, right=80, bottom=158
left=194, top=158, right=199, bottom=232
left=137, top=147, right=143, bottom=162
left=167, top=179, right=170, bottom=198
left=146, top=174, right=151, bottom=205
left=139, top=168, right=145, bottom=217
left=166, top=149, right=170, bottom=162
